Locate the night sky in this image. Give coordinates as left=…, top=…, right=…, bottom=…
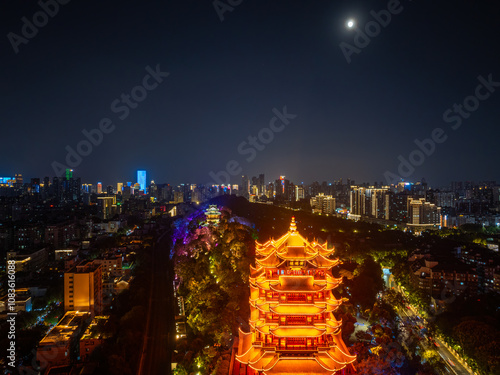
left=1, top=0, right=499, bottom=187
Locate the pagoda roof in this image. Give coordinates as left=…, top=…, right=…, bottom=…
left=236, top=328, right=254, bottom=363
left=250, top=308, right=262, bottom=323
left=270, top=326, right=325, bottom=337
left=307, top=254, right=339, bottom=268
left=255, top=218, right=336, bottom=266
left=249, top=352, right=280, bottom=370
left=262, top=358, right=338, bottom=375
left=250, top=265, right=265, bottom=279
left=237, top=326, right=357, bottom=374
left=256, top=252, right=286, bottom=268
left=269, top=276, right=326, bottom=292
left=250, top=284, right=260, bottom=301
left=252, top=299, right=270, bottom=311
left=255, top=243, right=276, bottom=256
left=316, top=354, right=351, bottom=370
left=279, top=246, right=316, bottom=260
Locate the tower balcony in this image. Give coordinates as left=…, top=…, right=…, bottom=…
left=262, top=315, right=326, bottom=326
left=258, top=336, right=333, bottom=353
left=266, top=269, right=328, bottom=280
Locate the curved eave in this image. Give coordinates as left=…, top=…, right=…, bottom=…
left=314, top=279, right=341, bottom=291
left=250, top=265, right=265, bottom=278
left=248, top=353, right=280, bottom=373
left=249, top=319, right=273, bottom=331
left=325, top=272, right=343, bottom=282
left=316, top=319, right=342, bottom=332
left=256, top=246, right=276, bottom=257
left=307, top=254, right=340, bottom=268
left=256, top=256, right=287, bottom=269
left=319, top=344, right=357, bottom=364
left=262, top=358, right=338, bottom=375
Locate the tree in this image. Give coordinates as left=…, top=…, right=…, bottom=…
left=349, top=257, right=384, bottom=309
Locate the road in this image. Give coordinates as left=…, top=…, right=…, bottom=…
left=138, top=226, right=175, bottom=375
left=433, top=337, right=472, bottom=375
left=395, top=301, right=472, bottom=375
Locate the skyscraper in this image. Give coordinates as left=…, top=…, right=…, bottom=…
left=64, top=260, right=103, bottom=316
left=350, top=186, right=390, bottom=220
left=408, top=198, right=441, bottom=226
left=137, top=170, right=146, bottom=192
left=258, top=173, right=265, bottom=195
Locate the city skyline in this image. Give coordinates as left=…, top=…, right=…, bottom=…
left=1, top=0, right=499, bottom=186
left=2, top=169, right=498, bottom=190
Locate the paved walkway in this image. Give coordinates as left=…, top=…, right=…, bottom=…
left=350, top=315, right=370, bottom=341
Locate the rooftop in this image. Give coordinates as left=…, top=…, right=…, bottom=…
left=39, top=311, right=91, bottom=346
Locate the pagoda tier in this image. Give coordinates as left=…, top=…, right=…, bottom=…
left=236, top=217, right=356, bottom=374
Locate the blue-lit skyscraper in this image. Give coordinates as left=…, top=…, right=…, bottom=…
left=137, top=170, right=146, bottom=192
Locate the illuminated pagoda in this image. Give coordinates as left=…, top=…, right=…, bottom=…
left=204, top=205, right=221, bottom=225
left=236, top=217, right=356, bottom=374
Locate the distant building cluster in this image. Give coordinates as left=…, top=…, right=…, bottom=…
left=1, top=173, right=498, bottom=264
left=408, top=245, right=500, bottom=313
left=348, top=180, right=500, bottom=229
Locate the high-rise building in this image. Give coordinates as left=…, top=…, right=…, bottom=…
left=310, top=193, right=336, bottom=215
left=82, top=183, right=92, bottom=194
left=15, top=173, right=23, bottom=185
left=295, top=185, right=305, bottom=201
left=30, top=178, right=40, bottom=194
left=97, top=182, right=102, bottom=194
left=97, top=196, right=117, bottom=220
left=389, top=191, right=412, bottom=222
left=408, top=198, right=441, bottom=226
left=236, top=218, right=356, bottom=374
left=241, top=175, right=250, bottom=198
left=349, top=186, right=390, bottom=220
left=435, top=191, right=457, bottom=208
left=137, top=170, right=147, bottom=192
left=116, top=182, right=123, bottom=194
left=173, top=191, right=184, bottom=203
left=64, top=260, right=103, bottom=316
left=258, top=173, right=265, bottom=196
left=122, top=185, right=133, bottom=199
